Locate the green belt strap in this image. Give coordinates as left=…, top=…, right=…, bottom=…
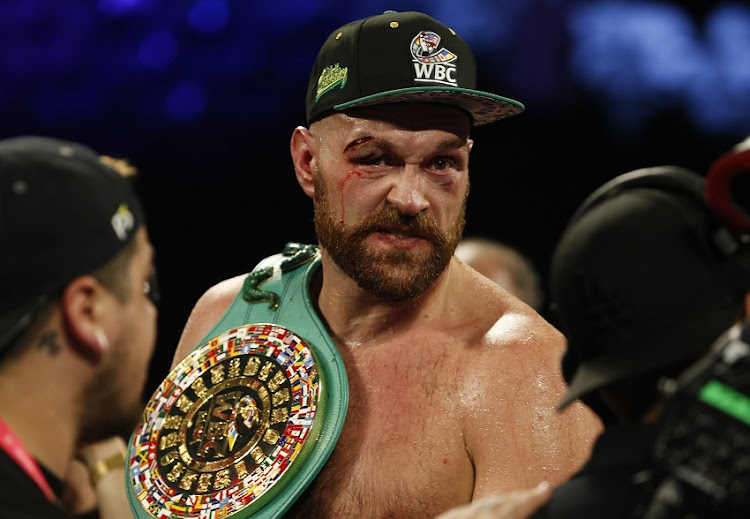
left=126, top=243, right=349, bottom=518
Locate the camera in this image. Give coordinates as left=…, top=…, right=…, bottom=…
left=633, top=322, right=750, bottom=518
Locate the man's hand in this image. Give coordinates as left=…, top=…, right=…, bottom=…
left=62, top=436, right=131, bottom=519
left=61, top=456, right=97, bottom=514
left=434, top=482, right=550, bottom=519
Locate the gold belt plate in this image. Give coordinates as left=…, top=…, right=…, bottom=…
left=128, top=324, right=322, bottom=518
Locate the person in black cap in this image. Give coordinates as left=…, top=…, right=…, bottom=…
left=0, top=136, right=158, bottom=517
left=526, top=152, right=750, bottom=518
left=170, top=10, right=600, bottom=519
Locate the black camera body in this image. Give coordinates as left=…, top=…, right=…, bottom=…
left=635, top=322, right=750, bottom=518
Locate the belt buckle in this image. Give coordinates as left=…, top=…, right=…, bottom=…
left=128, top=323, right=323, bottom=518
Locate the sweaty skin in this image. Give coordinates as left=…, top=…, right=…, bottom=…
left=172, top=104, right=601, bottom=518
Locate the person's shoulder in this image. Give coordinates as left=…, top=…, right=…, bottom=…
left=195, top=273, right=248, bottom=310
left=171, top=273, right=248, bottom=368
left=480, top=304, right=564, bottom=361
left=455, top=268, right=564, bottom=369
left=183, top=273, right=249, bottom=337
left=456, top=261, right=563, bottom=351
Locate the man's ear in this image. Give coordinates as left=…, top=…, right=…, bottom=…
left=290, top=125, right=316, bottom=199
left=60, top=276, right=111, bottom=361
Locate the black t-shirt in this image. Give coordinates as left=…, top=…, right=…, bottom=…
left=0, top=448, right=71, bottom=518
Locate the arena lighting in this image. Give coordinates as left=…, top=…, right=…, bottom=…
left=98, top=0, right=146, bottom=17
left=137, top=31, right=178, bottom=70
left=166, top=79, right=207, bottom=123
left=253, top=0, right=320, bottom=26
left=568, top=1, right=750, bottom=135
left=187, top=0, right=230, bottom=35
left=690, top=3, right=750, bottom=133
left=1, top=1, right=749, bottom=139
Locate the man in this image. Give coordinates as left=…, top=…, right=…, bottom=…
left=528, top=162, right=750, bottom=518
left=0, top=136, right=158, bottom=517
left=455, top=237, right=544, bottom=311
left=171, top=11, right=599, bottom=518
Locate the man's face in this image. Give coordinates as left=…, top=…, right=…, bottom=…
left=81, top=228, right=158, bottom=440
left=311, top=103, right=472, bottom=300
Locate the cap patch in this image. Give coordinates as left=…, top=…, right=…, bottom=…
left=410, top=31, right=458, bottom=87
left=111, top=203, right=135, bottom=240
left=316, top=63, right=348, bottom=102
left=304, top=11, right=524, bottom=126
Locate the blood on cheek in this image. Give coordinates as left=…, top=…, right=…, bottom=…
left=337, top=170, right=364, bottom=225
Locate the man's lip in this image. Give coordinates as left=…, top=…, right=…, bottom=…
left=372, top=231, right=427, bottom=248
left=374, top=227, right=430, bottom=240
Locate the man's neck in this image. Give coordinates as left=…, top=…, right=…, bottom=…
left=315, top=253, right=456, bottom=345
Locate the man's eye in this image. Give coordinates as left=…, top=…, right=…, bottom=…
left=433, top=158, right=452, bottom=171
left=358, top=155, right=385, bottom=166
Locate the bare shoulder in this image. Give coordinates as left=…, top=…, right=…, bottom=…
left=451, top=266, right=602, bottom=493
left=170, top=273, right=248, bottom=368
left=483, top=302, right=565, bottom=369
left=450, top=265, right=570, bottom=399
left=466, top=304, right=567, bottom=398
left=454, top=260, right=565, bottom=361
left=456, top=269, right=573, bottom=402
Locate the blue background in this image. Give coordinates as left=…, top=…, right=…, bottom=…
left=3, top=0, right=749, bottom=394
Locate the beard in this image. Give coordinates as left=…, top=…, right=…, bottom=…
left=78, top=343, right=145, bottom=442
left=313, top=173, right=467, bottom=301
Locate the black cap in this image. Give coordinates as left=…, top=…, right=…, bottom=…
left=306, top=10, right=524, bottom=126
left=0, top=136, right=145, bottom=348
left=551, top=168, right=749, bottom=410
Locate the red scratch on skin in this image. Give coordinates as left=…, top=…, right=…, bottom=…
left=338, top=170, right=363, bottom=225
left=443, top=458, right=448, bottom=465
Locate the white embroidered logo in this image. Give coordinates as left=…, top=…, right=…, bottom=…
left=111, top=203, right=134, bottom=240
left=410, top=30, right=458, bottom=86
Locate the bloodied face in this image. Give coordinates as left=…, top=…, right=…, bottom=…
left=310, top=103, right=472, bottom=300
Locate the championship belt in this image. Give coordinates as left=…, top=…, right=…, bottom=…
left=126, top=243, right=349, bottom=518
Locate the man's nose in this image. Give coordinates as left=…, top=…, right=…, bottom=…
left=385, top=167, right=430, bottom=216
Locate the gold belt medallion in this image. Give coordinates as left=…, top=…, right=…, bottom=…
left=128, top=324, right=322, bottom=518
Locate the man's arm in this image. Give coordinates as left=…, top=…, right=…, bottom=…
left=170, top=274, right=246, bottom=369
left=434, top=482, right=551, bottom=519
left=462, top=319, right=602, bottom=498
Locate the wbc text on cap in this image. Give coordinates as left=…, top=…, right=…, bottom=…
left=305, top=10, right=524, bottom=126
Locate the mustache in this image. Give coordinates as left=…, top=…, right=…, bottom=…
left=350, top=206, right=445, bottom=242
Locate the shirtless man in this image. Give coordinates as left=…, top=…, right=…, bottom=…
left=172, top=11, right=600, bottom=518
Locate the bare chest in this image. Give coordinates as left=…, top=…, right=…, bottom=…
left=284, top=338, right=474, bottom=518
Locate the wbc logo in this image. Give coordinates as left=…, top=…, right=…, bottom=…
left=410, top=30, right=458, bottom=87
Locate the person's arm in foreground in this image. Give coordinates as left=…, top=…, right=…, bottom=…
left=434, top=482, right=551, bottom=519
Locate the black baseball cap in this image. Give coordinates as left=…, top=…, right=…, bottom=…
left=0, top=136, right=145, bottom=349
left=551, top=169, right=750, bottom=410
left=306, top=10, right=524, bottom=126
